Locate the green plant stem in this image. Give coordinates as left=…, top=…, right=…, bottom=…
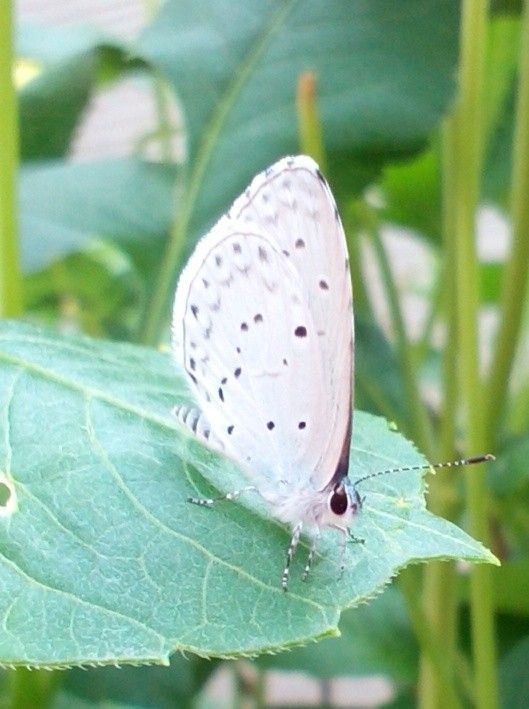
left=399, top=568, right=463, bottom=709
left=342, top=207, right=373, bottom=318
left=152, top=71, right=175, bottom=163
left=9, top=669, right=61, bottom=709
left=369, top=226, right=434, bottom=456
left=450, top=2, right=498, bottom=707
left=419, top=118, right=463, bottom=709
left=140, top=2, right=295, bottom=345
left=0, top=0, right=23, bottom=318
left=296, top=72, right=327, bottom=173
left=487, top=0, right=529, bottom=444
left=414, top=266, right=442, bottom=367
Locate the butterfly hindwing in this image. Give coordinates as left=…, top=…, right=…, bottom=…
left=173, top=220, right=327, bottom=488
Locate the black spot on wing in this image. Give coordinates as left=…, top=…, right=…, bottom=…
left=295, top=326, right=307, bottom=338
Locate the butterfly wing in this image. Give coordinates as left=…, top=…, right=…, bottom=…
left=227, top=156, right=354, bottom=489
left=173, top=156, right=353, bottom=492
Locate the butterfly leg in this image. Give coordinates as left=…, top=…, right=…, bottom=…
left=302, top=536, right=318, bottom=583
left=348, top=530, right=365, bottom=545
left=282, top=521, right=303, bottom=592
left=333, top=529, right=365, bottom=577
left=187, top=485, right=256, bottom=507
left=339, top=528, right=348, bottom=577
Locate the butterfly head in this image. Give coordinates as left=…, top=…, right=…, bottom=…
left=322, top=482, right=362, bottom=528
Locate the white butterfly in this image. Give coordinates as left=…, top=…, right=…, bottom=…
left=172, top=155, right=360, bottom=589
left=172, top=155, right=495, bottom=590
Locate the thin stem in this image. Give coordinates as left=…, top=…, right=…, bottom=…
left=140, top=2, right=295, bottom=345
left=440, top=115, right=460, bottom=469
left=413, top=265, right=443, bottom=368
left=343, top=211, right=372, bottom=317
left=296, top=72, right=327, bottom=172
left=0, top=0, right=23, bottom=317
left=399, top=568, right=463, bottom=709
left=486, top=0, right=529, bottom=444
left=419, top=123, right=461, bottom=708
left=152, top=70, right=175, bottom=164
left=450, top=2, right=498, bottom=707
left=369, top=225, right=435, bottom=455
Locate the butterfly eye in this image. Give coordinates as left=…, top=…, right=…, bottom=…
left=329, top=485, right=348, bottom=516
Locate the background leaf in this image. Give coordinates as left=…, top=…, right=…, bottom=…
left=19, top=159, right=177, bottom=273
left=354, top=315, right=411, bottom=430
left=17, top=23, right=130, bottom=162
left=257, top=585, right=418, bottom=684
left=136, top=0, right=461, bottom=267
left=62, top=655, right=219, bottom=709
left=499, top=636, right=529, bottom=708
left=0, top=322, right=495, bottom=667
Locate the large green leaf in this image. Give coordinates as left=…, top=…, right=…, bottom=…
left=0, top=322, right=496, bottom=667
left=20, top=159, right=177, bottom=273
left=136, top=0, right=460, bottom=266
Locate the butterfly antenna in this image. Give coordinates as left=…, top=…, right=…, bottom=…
left=353, top=453, right=495, bottom=487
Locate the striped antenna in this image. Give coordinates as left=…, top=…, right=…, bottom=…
left=353, top=454, right=495, bottom=487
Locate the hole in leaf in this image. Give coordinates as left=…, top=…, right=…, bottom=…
left=0, top=474, right=17, bottom=517
left=0, top=483, right=11, bottom=507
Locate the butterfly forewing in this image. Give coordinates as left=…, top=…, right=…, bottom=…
left=173, top=156, right=353, bottom=493
left=228, top=156, right=354, bottom=488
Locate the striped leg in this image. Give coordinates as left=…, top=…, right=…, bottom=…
left=282, top=522, right=303, bottom=592
left=187, top=486, right=256, bottom=507
left=302, top=537, right=318, bottom=582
